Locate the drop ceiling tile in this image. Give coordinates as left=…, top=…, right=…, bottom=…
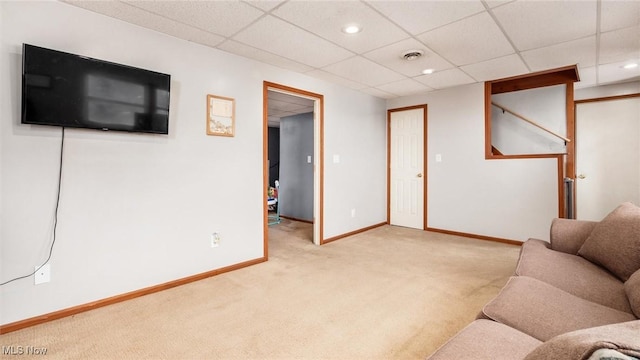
left=367, top=1, right=485, bottom=35
left=574, top=66, right=596, bottom=89
left=485, top=1, right=515, bottom=9
left=599, top=25, right=640, bottom=65
left=601, top=0, right=640, bottom=33
left=269, top=99, right=313, bottom=116
left=217, top=40, right=314, bottom=73
left=376, top=79, right=432, bottom=97
left=359, top=87, right=396, bottom=99
left=304, top=69, right=368, bottom=90
left=460, top=54, right=528, bottom=82
left=417, top=12, right=514, bottom=66
left=65, top=1, right=226, bottom=47
left=598, top=60, right=640, bottom=85
left=232, top=16, right=354, bottom=68
left=414, top=68, right=475, bottom=89
left=492, top=0, right=597, bottom=51
left=322, top=56, right=405, bottom=87
left=522, top=36, right=596, bottom=71
left=272, top=1, right=409, bottom=54
left=125, top=1, right=264, bottom=37
left=244, top=0, right=284, bottom=12
left=269, top=92, right=314, bottom=107
left=363, top=38, right=453, bottom=77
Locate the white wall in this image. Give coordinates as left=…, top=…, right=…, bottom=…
left=0, top=1, right=387, bottom=325
left=279, top=112, right=314, bottom=221
left=388, top=83, right=559, bottom=242
left=575, top=81, right=640, bottom=100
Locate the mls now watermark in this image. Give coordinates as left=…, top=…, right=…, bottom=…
left=2, top=345, right=48, bottom=355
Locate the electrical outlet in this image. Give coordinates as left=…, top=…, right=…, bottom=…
left=34, top=264, right=50, bottom=285
left=351, top=208, right=356, bottom=218
left=210, top=233, right=221, bottom=248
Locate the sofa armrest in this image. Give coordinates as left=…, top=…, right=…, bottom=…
left=549, top=218, right=598, bottom=255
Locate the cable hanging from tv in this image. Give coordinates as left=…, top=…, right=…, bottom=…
left=0, top=127, right=65, bottom=286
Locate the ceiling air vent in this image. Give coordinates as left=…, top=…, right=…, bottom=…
left=401, top=50, right=424, bottom=61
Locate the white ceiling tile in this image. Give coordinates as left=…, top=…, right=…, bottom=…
left=601, top=0, right=640, bottom=32
left=65, top=1, right=226, bottom=47
left=485, top=1, right=516, bottom=9
left=598, top=60, right=640, bottom=85
left=268, top=99, right=313, bottom=117
left=367, top=1, right=485, bottom=35
left=304, top=69, right=368, bottom=90
left=376, top=79, right=432, bottom=97
left=217, top=40, right=314, bottom=73
left=492, top=0, right=597, bottom=51
left=522, top=36, right=596, bottom=71
left=460, top=54, right=528, bottom=82
left=363, top=38, right=453, bottom=77
left=232, top=16, right=354, bottom=68
left=574, top=66, right=597, bottom=89
left=414, top=68, right=475, bottom=89
left=125, top=1, right=264, bottom=37
left=61, top=0, right=638, bottom=94
left=269, top=91, right=314, bottom=107
left=322, top=56, right=405, bottom=87
left=599, top=25, right=640, bottom=65
left=417, top=12, right=514, bottom=66
left=359, top=87, right=397, bottom=99
left=272, top=1, right=409, bottom=54
left=244, top=0, right=284, bottom=12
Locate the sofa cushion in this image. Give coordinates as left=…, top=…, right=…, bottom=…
left=523, top=320, right=640, bottom=360
left=481, top=276, right=636, bottom=341
left=578, top=202, right=640, bottom=282
left=426, top=319, right=541, bottom=360
left=516, top=239, right=631, bottom=313
left=550, top=218, right=598, bottom=255
left=626, top=269, right=640, bottom=318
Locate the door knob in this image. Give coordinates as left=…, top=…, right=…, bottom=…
left=417, top=173, right=423, bottom=178
left=577, top=174, right=586, bottom=179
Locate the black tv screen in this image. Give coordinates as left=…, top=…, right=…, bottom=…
left=22, top=44, right=170, bottom=134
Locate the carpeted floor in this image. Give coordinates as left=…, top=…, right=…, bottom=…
left=0, top=220, right=520, bottom=359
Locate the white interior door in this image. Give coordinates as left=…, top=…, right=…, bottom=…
left=390, top=107, right=425, bottom=229
left=575, top=97, right=640, bottom=221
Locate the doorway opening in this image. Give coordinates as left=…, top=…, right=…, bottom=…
left=263, top=82, right=324, bottom=258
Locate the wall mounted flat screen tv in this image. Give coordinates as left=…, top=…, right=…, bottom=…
left=22, top=44, right=171, bottom=134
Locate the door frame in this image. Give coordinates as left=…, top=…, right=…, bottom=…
left=263, top=81, right=324, bottom=257
left=573, top=92, right=640, bottom=219
left=387, top=104, right=428, bottom=230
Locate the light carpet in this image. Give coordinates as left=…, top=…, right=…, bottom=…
left=0, top=220, right=521, bottom=359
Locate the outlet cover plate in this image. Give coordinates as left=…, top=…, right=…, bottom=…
left=34, top=264, right=51, bottom=285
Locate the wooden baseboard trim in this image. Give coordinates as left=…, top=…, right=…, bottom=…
left=322, top=222, right=387, bottom=245
left=0, top=256, right=267, bottom=334
left=280, top=215, right=313, bottom=224
left=426, top=227, right=523, bottom=246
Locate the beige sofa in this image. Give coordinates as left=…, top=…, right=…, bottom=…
left=427, top=202, right=640, bottom=360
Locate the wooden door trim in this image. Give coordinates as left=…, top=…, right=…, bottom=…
left=572, top=92, right=640, bottom=219
left=387, top=104, right=428, bottom=230
left=263, top=81, right=324, bottom=253
left=575, top=93, right=640, bottom=104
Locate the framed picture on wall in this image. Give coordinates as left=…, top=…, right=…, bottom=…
left=206, top=94, right=235, bottom=137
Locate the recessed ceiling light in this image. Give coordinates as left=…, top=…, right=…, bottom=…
left=342, top=25, right=361, bottom=34
left=622, top=63, right=638, bottom=69
left=422, top=69, right=435, bottom=75
left=401, top=50, right=424, bottom=61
